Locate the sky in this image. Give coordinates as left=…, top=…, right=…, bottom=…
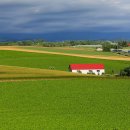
left=0, top=0, right=130, bottom=41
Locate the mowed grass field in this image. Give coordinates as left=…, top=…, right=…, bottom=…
left=21, top=46, right=119, bottom=56
left=0, top=50, right=130, bottom=74
left=0, top=79, right=129, bottom=130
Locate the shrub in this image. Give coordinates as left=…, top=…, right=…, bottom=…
left=120, top=66, right=130, bottom=76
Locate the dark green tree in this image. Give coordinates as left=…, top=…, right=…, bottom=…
left=118, top=40, right=128, bottom=48
left=102, top=42, right=111, bottom=52
left=120, top=66, right=130, bottom=76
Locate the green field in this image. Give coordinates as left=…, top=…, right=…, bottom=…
left=0, top=50, right=130, bottom=74
left=0, top=79, right=129, bottom=130
left=0, top=49, right=129, bottom=129
left=21, top=46, right=119, bottom=56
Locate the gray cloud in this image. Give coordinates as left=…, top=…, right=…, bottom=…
left=0, top=0, right=130, bottom=33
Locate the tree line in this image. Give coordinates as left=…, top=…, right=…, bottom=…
left=102, top=41, right=128, bottom=52
left=0, top=39, right=129, bottom=48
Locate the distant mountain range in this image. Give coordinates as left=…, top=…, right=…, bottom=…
left=0, top=32, right=130, bottom=42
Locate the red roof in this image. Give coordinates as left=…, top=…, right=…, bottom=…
left=128, top=43, right=130, bottom=46
left=70, top=64, right=104, bottom=70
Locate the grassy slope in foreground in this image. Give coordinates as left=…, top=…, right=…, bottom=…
left=0, top=79, right=129, bottom=130
left=0, top=65, right=86, bottom=80
left=0, top=50, right=130, bottom=74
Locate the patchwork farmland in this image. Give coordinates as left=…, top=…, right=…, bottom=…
left=0, top=49, right=130, bottom=74
left=0, top=46, right=130, bottom=130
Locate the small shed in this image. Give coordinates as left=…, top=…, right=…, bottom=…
left=96, top=48, right=103, bottom=52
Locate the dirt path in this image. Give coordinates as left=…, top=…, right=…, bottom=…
left=0, top=46, right=130, bottom=61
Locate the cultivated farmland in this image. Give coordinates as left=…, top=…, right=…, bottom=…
left=0, top=50, right=130, bottom=74
left=0, top=47, right=130, bottom=130
left=20, top=46, right=121, bottom=56
left=0, top=79, right=129, bottom=130
left=1, top=46, right=130, bottom=61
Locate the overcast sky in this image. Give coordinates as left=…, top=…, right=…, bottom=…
left=0, top=0, right=130, bottom=34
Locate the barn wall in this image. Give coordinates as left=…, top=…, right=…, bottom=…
left=71, top=69, right=105, bottom=75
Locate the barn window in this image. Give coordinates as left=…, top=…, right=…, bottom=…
left=97, top=70, right=100, bottom=72
left=77, top=70, right=82, bottom=73
left=88, top=70, right=93, bottom=74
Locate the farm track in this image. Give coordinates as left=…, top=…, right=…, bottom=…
left=0, top=77, right=95, bottom=82
left=0, top=78, right=69, bottom=82
left=0, top=46, right=130, bottom=61
left=0, top=75, right=129, bottom=82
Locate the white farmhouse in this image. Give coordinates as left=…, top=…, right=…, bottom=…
left=69, top=64, right=105, bottom=75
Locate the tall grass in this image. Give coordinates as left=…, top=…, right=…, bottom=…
left=0, top=65, right=87, bottom=80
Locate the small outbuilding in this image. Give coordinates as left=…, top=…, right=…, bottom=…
left=69, top=64, right=105, bottom=75
left=96, top=48, right=103, bottom=52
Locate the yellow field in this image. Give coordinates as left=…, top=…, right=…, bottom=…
left=0, top=65, right=86, bottom=81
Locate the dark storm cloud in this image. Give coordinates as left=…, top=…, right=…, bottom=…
left=0, top=0, right=130, bottom=33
